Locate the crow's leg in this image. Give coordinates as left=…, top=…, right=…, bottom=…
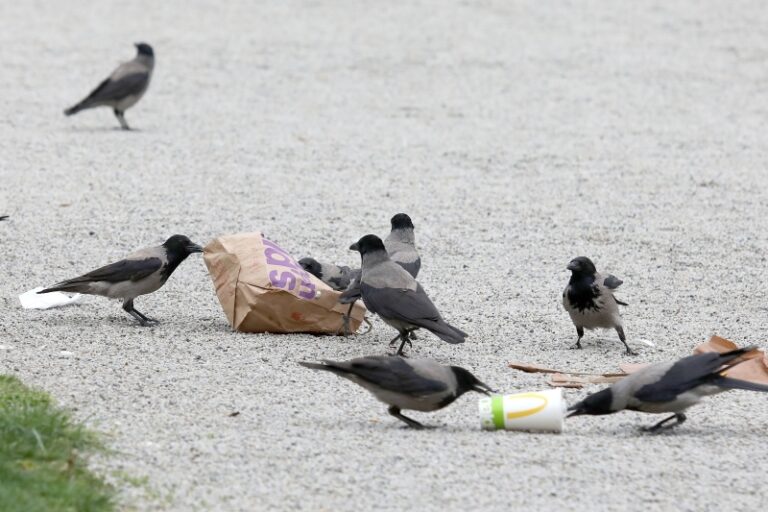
left=122, top=299, right=156, bottom=325
left=643, top=413, right=686, bottom=433
left=133, top=308, right=157, bottom=324
left=114, top=109, right=130, bottom=130
left=571, top=326, right=584, bottom=349
left=122, top=299, right=146, bottom=325
left=337, top=301, right=357, bottom=336
left=388, top=406, right=425, bottom=429
left=392, top=330, right=414, bottom=356
left=361, top=316, right=373, bottom=334
left=616, top=325, right=636, bottom=355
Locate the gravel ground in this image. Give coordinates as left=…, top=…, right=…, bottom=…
left=2, top=1, right=768, bottom=510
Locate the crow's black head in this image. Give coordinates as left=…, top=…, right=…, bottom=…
left=567, top=256, right=597, bottom=276
left=567, top=388, right=615, bottom=418
left=390, top=213, right=414, bottom=230
left=163, top=235, right=203, bottom=257
left=135, top=42, right=154, bottom=57
left=451, top=366, right=494, bottom=397
left=349, top=234, right=386, bottom=256
left=298, top=257, right=323, bottom=279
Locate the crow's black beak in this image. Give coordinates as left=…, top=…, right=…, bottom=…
left=349, top=242, right=360, bottom=252
left=566, top=407, right=584, bottom=418
left=567, top=261, right=579, bottom=271
left=473, top=381, right=495, bottom=396
left=187, top=243, right=204, bottom=254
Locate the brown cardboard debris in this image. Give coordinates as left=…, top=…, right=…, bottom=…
left=204, top=232, right=366, bottom=334
left=508, top=361, right=626, bottom=389
left=618, top=363, right=649, bottom=375
left=509, top=362, right=624, bottom=377
left=548, top=373, right=625, bottom=388
left=509, top=335, right=768, bottom=388
left=694, top=335, right=768, bottom=384
left=508, top=362, right=564, bottom=375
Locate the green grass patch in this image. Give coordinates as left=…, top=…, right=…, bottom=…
left=0, top=375, right=115, bottom=512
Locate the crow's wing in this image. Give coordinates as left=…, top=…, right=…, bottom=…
left=339, top=356, right=448, bottom=395
left=339, top=275, right=362, bottom=303
left=396, top=258, right=421, bottom=279
left=83, top=72, right=149, bottom=104
left=69, top=257, right=162, bottom=284
left=634, top=352, right=731, bottom=403
left=361, top=283, right=441, bottom=325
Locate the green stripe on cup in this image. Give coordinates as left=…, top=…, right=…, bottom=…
left=491, top=395, right=505, bottom=430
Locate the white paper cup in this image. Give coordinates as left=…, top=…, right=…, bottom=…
left=478, top=389, right=567, bottom=433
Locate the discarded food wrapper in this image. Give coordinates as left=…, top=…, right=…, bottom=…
left=19, top=287, right=85, bottom=310
left=479, top=389, right=567, bottom=433
left=203, top=232, right=367, bottom=334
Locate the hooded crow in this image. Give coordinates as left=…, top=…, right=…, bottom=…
left=298, top=257, right=372, bottom=333
left=38, top=234, right=202, bottom=325
left=349, top=234, right=466, bottom=355
left=384, top=213, right=421, bottom=278
left=567, top=347, right=768, bottom=431
left=339, top=213, right=422, bottom=335
left=300, top=355, right=493, bottom=429
left=298, top=257, right=359, bottom=291
left=563, top=256, right=634, bottom=355
left=64, top=43, right=155, bottom=130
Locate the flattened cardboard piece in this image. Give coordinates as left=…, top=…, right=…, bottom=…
left=694, top=335, right=768, bottom=384
left=204, top=232, right=366, bottom=334
left=618, top=363, right=650, bottom=375
left=508, top=362, right=562, bottom=375
left=547, top=373, right=625, bottom=388
left=509, top=335, right=768, bottom=388
left=509, top=361, right=625, bottom=389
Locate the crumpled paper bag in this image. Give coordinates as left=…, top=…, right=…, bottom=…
left=204, top=232, right=366, bottom=333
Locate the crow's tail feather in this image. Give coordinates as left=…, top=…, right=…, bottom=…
left=420, top=319, right=467, bottom=344
left=64, top=100, right=90, bottom=116
left=714, top=376, right=768, bottom=393
left=38, top=281, right=90, bottom=294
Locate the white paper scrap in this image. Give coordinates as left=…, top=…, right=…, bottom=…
left=19, top=287, right=85, bottom=310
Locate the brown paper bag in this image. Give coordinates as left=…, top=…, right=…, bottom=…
left=203, top=232, right=366, bottom=333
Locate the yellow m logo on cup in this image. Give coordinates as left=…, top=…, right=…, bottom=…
left=490, top=392, right=549, bottom=429
left=505, top=393, right=549, bottom=419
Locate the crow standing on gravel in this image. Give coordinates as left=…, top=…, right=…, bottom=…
left=339, top=213, right=422, bottom=334
left=349, top=234, right=466, bottom=355
left=38, top=235, right=202, bottom=325
left=567, top=346, right=768, bottom=431
left=383, top=213, right=421, bottom=278
left=64, top=43, right=155, bottom=130
left=563, top=256, right=634, bottom=355
left=300, top=355, right=493, bottom=429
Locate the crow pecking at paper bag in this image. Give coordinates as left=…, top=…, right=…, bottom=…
left=204, top=232, right=366, bottom=333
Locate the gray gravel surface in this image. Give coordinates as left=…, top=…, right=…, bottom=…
left=2, top=1, right=768, bottom=510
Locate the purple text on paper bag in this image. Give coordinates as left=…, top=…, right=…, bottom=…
left=262, top=238, right=316, bottom=300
